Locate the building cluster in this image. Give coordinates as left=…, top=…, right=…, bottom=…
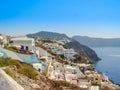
left=0, top=35, right=35, bottom=53
left=0, top=34, right=120, bottom=90
left=0, top=34, right=8, bottom=47
left=43, top=42, right=76, bottom=60
left=0, top=35, right=76, bottom=61
left=10, top=36, right=35, bottom=52
left=48, top=60, right=120, bottom=90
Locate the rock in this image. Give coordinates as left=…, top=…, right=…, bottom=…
left=0, top=68, right=25, bottom=90
left=30, top=84, right=41, bottom=89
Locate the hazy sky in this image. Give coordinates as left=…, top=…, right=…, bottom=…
left=0, top=0, right=120, bottom=38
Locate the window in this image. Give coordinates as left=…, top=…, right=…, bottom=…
left=95, top=78, right=98, bottom=80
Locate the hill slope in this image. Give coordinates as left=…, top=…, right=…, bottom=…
left=0, top=57, right=80, bottom=90
left=73, top=36, right=120, bottom=47
left=27, top=31, right=100, bottom=61
left=27, top=31, right=70, bottom=40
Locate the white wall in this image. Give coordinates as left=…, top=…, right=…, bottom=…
left=12, top=39, right=35, bottom=52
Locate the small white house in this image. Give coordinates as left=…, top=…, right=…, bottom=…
left=0, top=34, right=8, bottom=47
left=35, top=47, right=54, bottom=60
left=65, top=65, right=84, bottom=78
left=43, top=43, right=58, bottom=48
left=11, top=36, right=35, bottom=52
left=0, top=36, right=3, bottom=46
left=56, top=48, right=76, bottom=60
left=63, top=49, right=76, bottom=60
left=32, top=63, right=43, bottom=72
left=58, top=38, right=70, bottom=45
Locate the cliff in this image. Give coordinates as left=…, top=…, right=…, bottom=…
left=27, top=31, right=100, bottom=62
left=73, top=35, right=120, bottom=47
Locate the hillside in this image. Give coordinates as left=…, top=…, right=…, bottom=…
left=66, top=39, right=100, bottom=62
left=27, top=31, right=100, bottom=61
left=27, top=31, right=70, bottom=40
left=0, top=57, right=81, bottom=90
left=73, top=36, right=120, bottom=47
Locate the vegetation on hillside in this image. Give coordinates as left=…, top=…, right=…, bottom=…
left=4, top=68, right=15, bottom=78
left=0, top=57, right=38, bottom=79
left=56, top=80, right=80, bottom=89
left=4, top=46, right=33, bottom=55
left=0, top=57, right=82, bottom=90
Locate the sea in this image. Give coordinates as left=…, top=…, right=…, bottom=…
left=92, top=47, right=120, bottom=84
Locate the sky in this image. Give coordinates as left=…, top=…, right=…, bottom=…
left=0, top=0, right=120, bottom=38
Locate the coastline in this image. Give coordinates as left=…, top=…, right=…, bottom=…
left=92, top=47, right=120, bottom=86
left=93, top=61, right=120, bottom=88
left=109, top=79, right=120, bottom=86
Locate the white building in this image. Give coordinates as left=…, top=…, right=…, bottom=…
left=11, top=36, right=35, bottom=52
left=43, top=43, right=58, bottom=48
left=63, top=49, right=76, bottom=60
left=90, top=86, right=99, bottom=90
left=58, top=38, right=70, bottom=45
left=43, top=42, right=76, bottom=60
left=32, top=63, right=46, bottom=73
left=56, top=49, right=76, bottom=60
left=48, top=62, right=65, bottom=80
left=65, top=65, right=84, bottom=78
left=43, top=43, right=59, bottom=53
left=0, top=34, right=8, bottom=47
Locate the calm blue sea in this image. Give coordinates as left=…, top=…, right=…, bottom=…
left=92, top=47, right=120, bottom=84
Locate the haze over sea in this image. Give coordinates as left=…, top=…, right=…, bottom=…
left=93, top=47, right=120, bottom=84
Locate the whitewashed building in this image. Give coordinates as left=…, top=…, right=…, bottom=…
left=0, top=34, right=8, bottom=47
left=65, top=65, right=84, bottom=78
left=11, top=36, right=35, bottom=52
left=35, top=47, right=54, bottom=61
left=43, top=42, right=76, bottom=60
left=63, top=49, right=76, bottom=60
left=56, top=48, right=76, bottom=60
left=90, top=86, right=99, bottom=90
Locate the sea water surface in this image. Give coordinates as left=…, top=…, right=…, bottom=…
left=92, top=47, right=120, bottom=84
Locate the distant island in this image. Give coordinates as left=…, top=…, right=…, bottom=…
left=73, top=36, right=120, bottom=47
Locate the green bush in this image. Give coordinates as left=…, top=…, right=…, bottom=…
left=4, top=46, right=18, bottom=52
left=0, top=57, right=12, bottom=66
left=101, top=86, right=112, bottom=90
left=4, top=46, right=33, bottom=55
left=0, top=57, right=38, bottom=79
left=18, top=63, right=38, bottom=79
left=0, top=57, right=22, bottom=68
left=4, top=68, right=14, bottom=78
left=56, top=80, right=79, bottom=89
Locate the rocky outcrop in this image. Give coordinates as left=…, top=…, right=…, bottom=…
left=0, top=68, right=25, bottom=90
left=2, top=66, right=80, bottom=90
left=66, top=39, right=100, bottom=62
left=27, top=31, right=69, bottom=40
left=73, top=35, right=120, bottom=47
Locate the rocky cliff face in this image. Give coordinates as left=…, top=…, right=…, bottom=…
left=66, top=39, right=100, bottom=62
left=0, top=68, right=25, bottom=90
left=73, top=35, right=120, bottom=47
left=27, top=31, right=100, bottom=62
left=27, top=31, right=69, bottom=40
